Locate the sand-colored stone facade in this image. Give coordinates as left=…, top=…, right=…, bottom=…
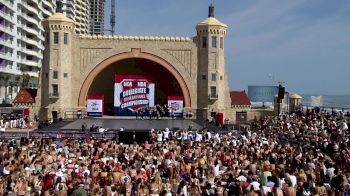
left=37, top=10, right=236, bottom=121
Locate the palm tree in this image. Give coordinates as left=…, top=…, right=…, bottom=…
left=3, top=74, right=10, bottom=103
left=15, top=75, right=21, bottom=90
left=22, top=74, right=31, bottom=88
left=0, top=73, right=4, bottom=97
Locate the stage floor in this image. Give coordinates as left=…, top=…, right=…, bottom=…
left=61, top=118, right=203, bottom=131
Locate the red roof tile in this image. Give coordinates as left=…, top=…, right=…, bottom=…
left=13, top=88, right=37, bottom=104
left=230, top=90, right=251, bottom=105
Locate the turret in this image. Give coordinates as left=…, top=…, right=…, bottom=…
left=39, top=1, right=75, bottom=120
left=196, top=4, right=231, bottom=120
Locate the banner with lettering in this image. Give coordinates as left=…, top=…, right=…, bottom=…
left=114, top=75, right=155, bottom=115
left=87, top=95, right=104, bottom=117
left=167, top=96, right=184, bottom=116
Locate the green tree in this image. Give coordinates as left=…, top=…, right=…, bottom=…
left=21, top=74, right=31, bottom=88
left=2, top=73, right=10, bottom=103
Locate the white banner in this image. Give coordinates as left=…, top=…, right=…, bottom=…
left=87, top=99, right=103, bottom=113
left=168, top=100, right=184, bottom=114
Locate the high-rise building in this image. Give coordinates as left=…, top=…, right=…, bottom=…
left=0, top=0, right=56, bottom=103
left=61, top=0, right=90, bottom=34
left=89, top=0, right=105, bottom=35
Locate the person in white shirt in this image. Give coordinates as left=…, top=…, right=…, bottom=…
left=163, top=128, right=170, bottom=141
left=157, top=131, right=163, bottom=142
left=195, top=131, right=202, bottom=142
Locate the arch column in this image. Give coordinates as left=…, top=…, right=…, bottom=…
left=78, top=49, right=191, bottom=108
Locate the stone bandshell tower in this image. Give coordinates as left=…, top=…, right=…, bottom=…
left=38, top=5, right=233, bottom=120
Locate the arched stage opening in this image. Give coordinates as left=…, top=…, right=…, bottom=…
left=78, top=51, right=191, bottom=116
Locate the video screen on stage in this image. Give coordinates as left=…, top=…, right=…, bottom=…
left=114, top=75, right=155, bottom=115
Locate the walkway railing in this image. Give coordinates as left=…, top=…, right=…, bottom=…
left=0, top=131, right=118, bottom=139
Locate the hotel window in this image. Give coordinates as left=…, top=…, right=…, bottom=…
left=64, top=33, right=68, bottom=45
left=220, top=37, right=224, bottom=49
left=211, top=73, right=217, bottom=81
left=53, top=32, right=59, bottom=44
left=202, top=36, right=207, bottom=48
left=212, top=36, right=217, bottom=48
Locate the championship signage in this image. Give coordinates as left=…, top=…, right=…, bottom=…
left=167, top=96, right=184, bottom=116
left=87, top=95, right=104, bottom=117
left=114, top=75, right=155, bottom=115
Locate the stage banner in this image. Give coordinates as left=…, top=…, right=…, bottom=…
left=167, top=96, right=184, bottom=116
left=114, top=75, right=155, bottom=115
left=87, top=95, right=104, bottom=117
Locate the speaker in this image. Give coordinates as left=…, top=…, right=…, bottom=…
left=278, top=85, right=285, bottom=100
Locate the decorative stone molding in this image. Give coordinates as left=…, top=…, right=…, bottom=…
left=79, top=35, right=193, bottom=42
left=79, top=48, right=112, bottom=73
left=162, top=49, right=192, bottom=76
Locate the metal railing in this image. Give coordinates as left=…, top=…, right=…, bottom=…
left=64, top=111, right=87, bottom=119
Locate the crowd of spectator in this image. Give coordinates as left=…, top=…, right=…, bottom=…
left=0, top=115, right=32, bottom=131
left=0, top=108, right=349, bottom=195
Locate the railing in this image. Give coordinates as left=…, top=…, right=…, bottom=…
left=0, top=131, right=119, bottom=140
left=64, top=111, right=88, bottom=119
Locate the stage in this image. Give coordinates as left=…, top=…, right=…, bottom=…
left=60, top=117, right=203, bottom=131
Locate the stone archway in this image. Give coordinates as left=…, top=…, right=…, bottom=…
left=78, top=49, right=191, bottom=108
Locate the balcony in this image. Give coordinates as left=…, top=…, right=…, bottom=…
left=0, top=51, right=13, bottom=61
left=20, top=59, right=38, bottom=67
left=1, top=26, right=14, bottom=35
left=2, top=0, right=16, bottom=12
left=41, top=7, right=52, bottom=18
left=28, top=0, right=39, bottom=6
left=21, top=36, right=38, bottom=45
left=0, top=10, right=15, bottom=23
left=42, top=0, right=54, bottom=12
left=0, top=39, right=14, bottom=49
left=21, top=47, right=38, bottom=56
left=49, top=92, right=59, bottom=99
left=208, top=94, right=218, bottom=100
left=21, top=2, right=38, bottom=14
left=19, top=25, right=39, bottom=35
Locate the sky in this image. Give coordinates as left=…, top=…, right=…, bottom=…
left=104, top=0, right=350, bottom=95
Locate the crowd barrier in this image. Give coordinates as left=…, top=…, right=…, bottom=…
left=0, top=131, right=119, bottom=140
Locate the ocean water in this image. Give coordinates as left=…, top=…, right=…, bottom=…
left=301, top=94, right=350, bottom=109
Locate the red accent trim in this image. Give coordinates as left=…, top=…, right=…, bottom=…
left=168, top=96, right=183, bottom=101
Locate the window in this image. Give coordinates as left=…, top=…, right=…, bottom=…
left=211, top=73, right=216, bottom=81
left=52, top=84, right=58, bottom=96
left=53, top=32, right=59, bottom=44
left=212, top=36, right=217, bottom=48
left=45, top=73, right=48, bottom=78
left=63, top=73, right=68, bottom=78
left=64, top=33, right=68, bottom=44
left=220, top=37, right=224, bottom=49
left=202, top=75, right=206, bottom=80
left=202, top=36, right=207, bottom=48
left=53, top=71, right=58, bottom=79
left=210, top=86, right=217, bottom=97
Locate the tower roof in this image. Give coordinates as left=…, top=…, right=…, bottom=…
left=197, top=17, right=228, bottom=28
left=45, top=12, right=74, bottom=23
left=197, top=4, right=228, bottom=28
